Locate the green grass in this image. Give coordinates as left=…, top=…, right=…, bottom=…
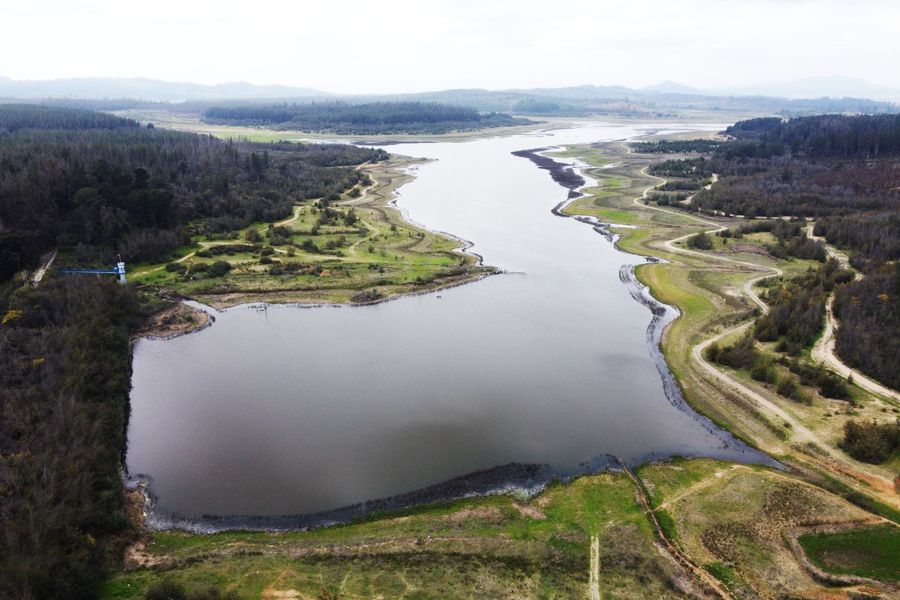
left=547, top=145, right=611, bottom=166
left=655, top=508, right=678, bottom=541
left=705, top=561, right=738, bottom=589
left=101, top=471, right=686, bottom=599
left=798, top=525, right=900, bottom=581
left=129, top=159, right=486, bottom=307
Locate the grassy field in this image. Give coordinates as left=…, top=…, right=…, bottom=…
left=103, top=471, right=680, bottom=599
left=103, top=460, right=899, bottom=599
left=799, top=525, right=900, bottom=581
left=130, top=157, right=492, bottom=308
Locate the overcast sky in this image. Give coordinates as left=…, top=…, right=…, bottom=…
left=2, top=0, right=899, bottom=93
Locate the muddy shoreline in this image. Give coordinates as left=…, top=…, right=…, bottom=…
left=129, top=456, right=622, bottom=533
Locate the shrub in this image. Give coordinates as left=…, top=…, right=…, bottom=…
left=687, top=231, right=713, bottom=250
left=208, top=260, right=232, bottom=277
left=750, top=358, right=777, bottom=383
left=706, top=334, right=757, bottom=369
left=144, top=579, right=242, bottom=600
left=840, top=420, right=900, bottom=464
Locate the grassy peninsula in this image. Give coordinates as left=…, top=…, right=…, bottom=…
left=130, top=156, right=490, bottom=310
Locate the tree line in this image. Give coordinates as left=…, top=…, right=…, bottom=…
left=0, top=105, right=386, bottom=279
left=651, top=114, right=900, bottom=268
left=724, top=114, right=900, bottom=159
left=204, top=101, right=531, bottom=134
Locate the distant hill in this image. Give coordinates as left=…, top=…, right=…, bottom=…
left=716, top=76, right=900, bottom=101
left=0, top=76, right=330, bottom=101
left=0, top=75, right=897, bottom=118
left=640, top=81, right=704, bottom=95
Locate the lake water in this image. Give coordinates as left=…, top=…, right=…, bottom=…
left=127, top=121, right=766, bottom=525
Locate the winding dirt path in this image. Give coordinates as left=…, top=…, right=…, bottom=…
left=624, top=157, right=851, bottom=464
left=805, top=223, right=900, bottom=402
left=616, top=149, right=898, bottom=501
left=589, top=535, right=601, bottom=600
left=622, top=465, right=734, bottom=600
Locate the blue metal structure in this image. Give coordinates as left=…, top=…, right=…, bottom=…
left=60, top=261, right=127, bottom=284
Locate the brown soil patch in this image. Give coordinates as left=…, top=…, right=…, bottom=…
left=448, top=506, right=503, bottom=524
left=512, top=502, right=546, bottom=520
left=124, top=539, right=170, bottom=570
left=137, top=302, right=209, bottom=339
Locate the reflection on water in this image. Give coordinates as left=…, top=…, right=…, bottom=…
left=127, top=121, right=765, bottom=520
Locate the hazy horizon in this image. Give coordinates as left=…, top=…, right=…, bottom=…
left=3, top=0, right=899, bottom=95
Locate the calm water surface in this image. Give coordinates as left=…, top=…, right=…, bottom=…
left=128, top=122, right=762, bottom=520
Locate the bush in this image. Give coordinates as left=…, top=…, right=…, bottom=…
left=687, top=231, right=713, bottom=250
left=750, top=358, right=777, bottom=383
left=706, top=334, right=757, bottom=369
left=840, top=419, right=900, bottom=464
left=208, top=260, right=232, bottom=277
left=144, top=579, right=242, bottom=600
left=145, top=579, right=185, bottom=600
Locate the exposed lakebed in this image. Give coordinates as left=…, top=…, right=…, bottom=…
left=128, top=121, right=769, bottom=529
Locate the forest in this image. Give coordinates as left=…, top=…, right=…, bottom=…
left=0, top=278, right=144, bottom=599
left=203, top=101, right=531, bottom=134
left=663, top=114, right=900, bottom=268
left=0, top=105, right=386, bottom=600
left=0, top=104, right=386, bottom=280
left=656, top=113, right=899, bottom=420
left=832, top=264, right=900, bottom=390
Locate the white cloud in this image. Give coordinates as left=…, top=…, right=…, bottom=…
left=0, top=0, right=897, bottom=93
